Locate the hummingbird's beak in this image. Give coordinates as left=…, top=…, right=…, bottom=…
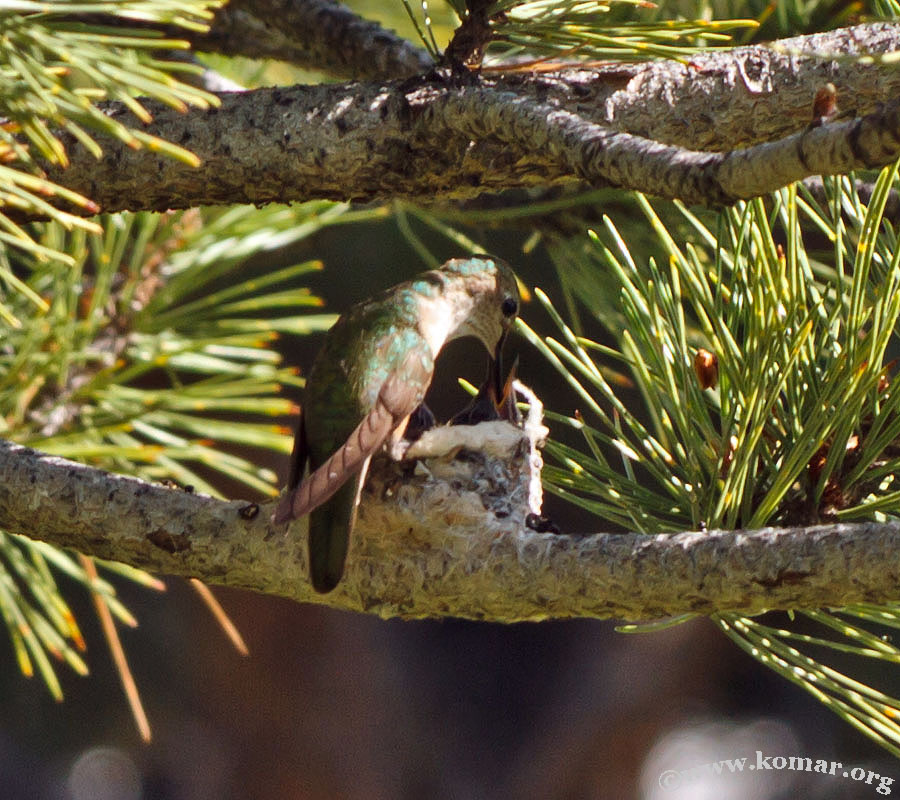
left=492, top=331, right=520, bottom=422
left=496, top=355, right=520, bottom=423
left=492, top=331, right=508, bottom=403
left=449, top=334, right=511, bottom=427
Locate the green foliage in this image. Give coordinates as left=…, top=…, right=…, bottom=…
left=0, top=0, right=373, bottom=729
left=521, top=168, right=900, bottom=756
left=398, top=0, right=899, bottom=66
left=4, top=206, right=341, bottom=492
left=482, top=0, right=758, bottom=62
left=0, top=0, right=222, bottom=261
left=527, top=180, right=900, bottom=531
left=690, top=0, right=899, bottom=42
left=400, top=0, right=758, bottom=64
left=0, top=200, right=353, bottom=699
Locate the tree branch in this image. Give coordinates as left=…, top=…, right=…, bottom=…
left=431, top=87, right=900, bottom=205
left=5, top=433, right=900, bottom=621
left=181, top=0, right=433, bottom=79
left=39, top=23, right=900, bottom=215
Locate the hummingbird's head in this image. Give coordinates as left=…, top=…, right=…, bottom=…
left=413, top=256, right=519, bottom=375
left=437, top=256, right=519, bottom=411
left=442, top=255, right=519, bottom=352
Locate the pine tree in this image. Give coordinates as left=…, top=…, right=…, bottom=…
left=4, top=0, right=900, bottom=760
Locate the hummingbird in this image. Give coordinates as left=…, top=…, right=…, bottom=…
left=273, top=256, right=520, bottom=593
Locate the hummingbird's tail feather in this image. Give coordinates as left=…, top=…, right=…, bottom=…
left=272, top=396, right=396, bottom=523
left=308, top=458, right=370, bottom=593
left=274, top=363, right=424, bottom=524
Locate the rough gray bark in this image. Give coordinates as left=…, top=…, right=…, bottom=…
left=40, top=22, right=900, bottom=216
left=431, top=87, right=900, bottom=205
left=5, top=436, right=900, bottom=622
left=183, top=0, right=433, bottom=80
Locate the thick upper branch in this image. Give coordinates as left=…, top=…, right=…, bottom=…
left=184, top=0, right=433, bottom=80
left=3, top=438, right=900, bottom=621
left=39, top=23, right=900, bottom=214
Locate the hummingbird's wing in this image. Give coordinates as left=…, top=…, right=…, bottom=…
left=285, top=405, right=308, bottom=491
left=273, top=348, right=429, bottom=524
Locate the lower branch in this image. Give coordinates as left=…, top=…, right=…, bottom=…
left=3, top=437, right=900, bottom=621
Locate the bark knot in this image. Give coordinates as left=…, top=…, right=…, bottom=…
left=147, top=528, right=192, bottom=554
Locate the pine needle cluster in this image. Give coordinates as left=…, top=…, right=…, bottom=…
left=520, top=172, right=900, bottom=755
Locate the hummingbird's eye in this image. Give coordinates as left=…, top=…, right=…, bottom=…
left=501, top=297, right=518, bottom=317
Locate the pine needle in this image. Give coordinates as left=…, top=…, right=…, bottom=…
left=189, top=579, right=249, bottom=656
left=79, top=553, right=151, bottom=742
